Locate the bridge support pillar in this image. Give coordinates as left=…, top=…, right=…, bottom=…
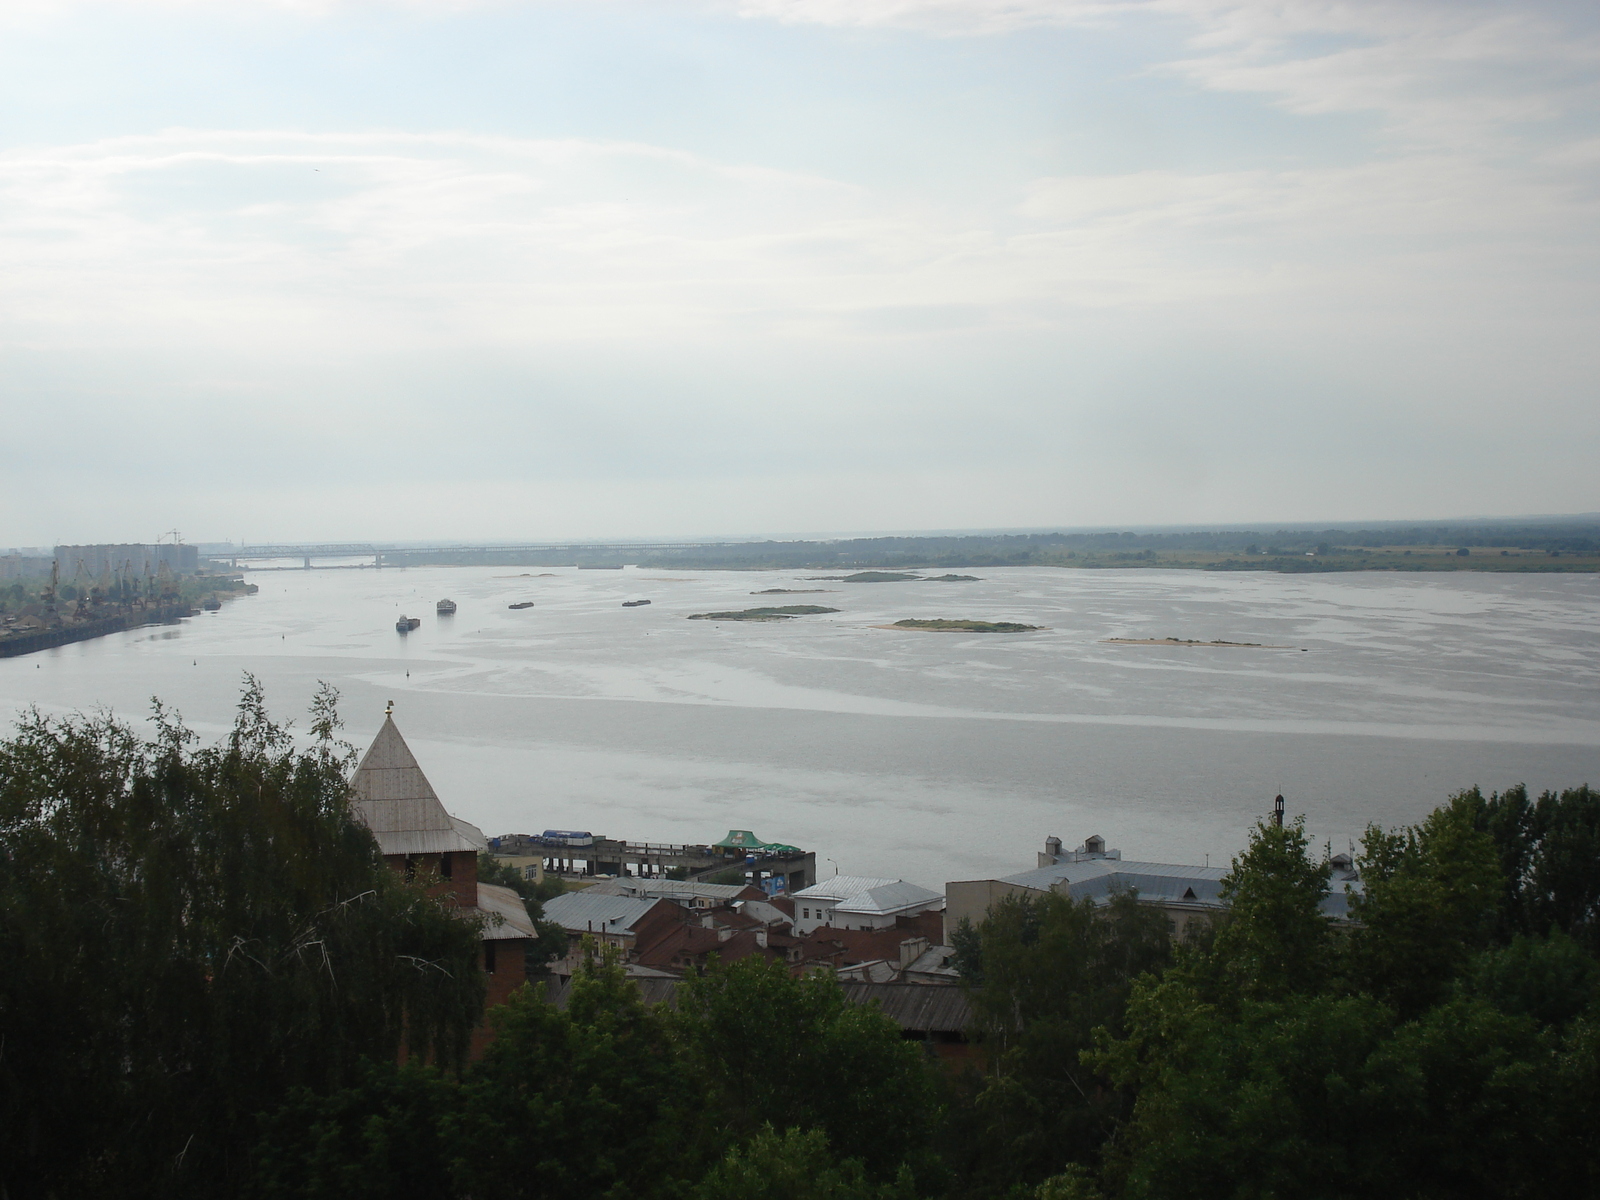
left=374, top=552, right=382, bottom=569
left=303, top=556, right=311, bottom=570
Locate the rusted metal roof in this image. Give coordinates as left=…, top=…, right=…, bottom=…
left=839, top=982, right=972, bottom=1033
left=539, top=975, right=970, bottom=1032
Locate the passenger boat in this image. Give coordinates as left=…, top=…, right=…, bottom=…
left=622, top=599, right=651, bottom=607
left=508, top=601, right=535, bottom=610
left=395, top=616, right=421, bottom=632
left=436, top=598, right=457, bottom=615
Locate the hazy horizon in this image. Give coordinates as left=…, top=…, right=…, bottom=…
left=4, top=0, right=1598, bottom=544
left=11, top=511, right=1600, bottom=558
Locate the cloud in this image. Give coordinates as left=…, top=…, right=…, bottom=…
left=3, top=120, right=1596, bottom=365
left=732, top=0, right=1129, bottom=35
left=738, top=0, right=1600, bottom=149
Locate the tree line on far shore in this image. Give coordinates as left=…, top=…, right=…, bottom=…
left=2, top=684, right=1597, bottom=1199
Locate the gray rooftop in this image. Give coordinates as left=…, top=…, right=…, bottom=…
left=793, top=875, right=908, bottom=904
left=840, top=983, right=972, bottom=1033
left=592, top=879, right=753, bottom=902
left=476, top=882, right=538, bottom=941
left=997, top=857, right=1358, bottom=918
left=834, top=880, right=945, bottom=916
left=541, top=890, right=666, bottom=934
left=348, top=715, right=486, bottom=857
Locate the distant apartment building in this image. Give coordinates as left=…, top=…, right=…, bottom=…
left=53, top=542, right=199, bottom=581
left=0, top=555, right=53, bottom=581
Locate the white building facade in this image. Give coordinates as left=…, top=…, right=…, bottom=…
left=790, top=875, right=944, bottom=935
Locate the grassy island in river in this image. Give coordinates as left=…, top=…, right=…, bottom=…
left=688, top=605, right=840, bottom=621
left=889, top=618, right=1042, bottom=633
left=1104, top=637, right=1286, bottom=648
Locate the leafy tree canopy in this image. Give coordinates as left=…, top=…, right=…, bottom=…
left=0, top=678, right=485, bottom=1200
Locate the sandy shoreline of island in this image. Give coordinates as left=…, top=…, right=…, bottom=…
left=873, top=623, right=1049, bottom=633
left=1102, top=637, right=1294, bottom=648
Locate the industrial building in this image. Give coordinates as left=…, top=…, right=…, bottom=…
left=944, top=834, right=1361, bottom=941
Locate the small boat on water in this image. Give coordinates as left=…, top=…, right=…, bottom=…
left=622, top=599, right=651, bottom=607
left=508, top=601, right=535, bottom=610
left=437, top=598, right=457, bottom=615
left=201, top=595, right=222, bottom=612
left=395, top=616, right=421, bottom=632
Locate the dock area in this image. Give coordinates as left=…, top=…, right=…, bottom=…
left=491, top=831, right=816, bottom=896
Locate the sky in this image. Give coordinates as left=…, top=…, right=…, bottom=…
left=2, top=0, right=1598, bottom=546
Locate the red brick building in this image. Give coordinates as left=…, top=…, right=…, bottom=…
left=349, top=709, right=535, bottom=1057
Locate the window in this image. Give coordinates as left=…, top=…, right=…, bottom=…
left=484, top=941, right=497, bottom=974
left=439, top=853, right=453, bottom=881
left=803, top=908, right=810, bottom=919
left=403, top=854, right=416, bottom=881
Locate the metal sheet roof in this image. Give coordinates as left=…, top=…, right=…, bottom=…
left=348, top=716, right=485, bottom=855
left=541, top=891, right=664, bottom=934
left=834, top=880, right=945, bottom=916
left=839, top=983, right=972, bottom=1033
left=545, top=975, right=684, bottom=1010
left=475, top=882, right=538, bottom=941
left=599, top=879, right=753, bottom=902
left=997, top=857, right=1356, bottom=917
left=791, top=875, right=904, bottom=904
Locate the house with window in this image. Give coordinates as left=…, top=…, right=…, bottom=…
left=789, top=875, right=944, bottom=935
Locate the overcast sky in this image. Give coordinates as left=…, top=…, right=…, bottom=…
left=2, top=0, right=1597, bottom=545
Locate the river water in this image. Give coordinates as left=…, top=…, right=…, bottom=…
left=3, top=566, right=1597, bottom=890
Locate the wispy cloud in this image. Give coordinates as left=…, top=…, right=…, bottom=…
left=740, top=1, right=1600, bottom=146
left=2, top=0, right=1599, bottom=536
left=4, top=119, right=1594, bottom=359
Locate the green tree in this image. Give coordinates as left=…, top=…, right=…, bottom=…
left=1458, top=930, right=1599, bottom=1027
left=249, top=1061, right=458, bottom=1200
left=674, top=955, right=937, bottom=1182
left=1460, top=784, right=1600, bottom=951
left=947, top=891, right=1170, bottom=1194
left=692, top=1126, right=913, bottom=1200
left=1209, top=815, right=1333, bottom=1003
left=1350, top=796, right=1503, bottom=1015
left=448, top=947, right=697, bottom=1200
left=0, top=679, right=484, bottom=1200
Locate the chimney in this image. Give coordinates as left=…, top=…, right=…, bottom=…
left=899, top=936, right=930, bottom=968
left=755, top=929, right=768, bottom=948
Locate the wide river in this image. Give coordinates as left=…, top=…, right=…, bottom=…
left=3, top=566, right=1597, bottom=889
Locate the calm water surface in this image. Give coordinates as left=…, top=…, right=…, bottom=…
left=3, top=566, right=1597, bottom=889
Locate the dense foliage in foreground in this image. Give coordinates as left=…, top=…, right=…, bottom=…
left=3, top=685, right=1598, bottom=1198
left=0, top=683, right=485, bottom=1199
